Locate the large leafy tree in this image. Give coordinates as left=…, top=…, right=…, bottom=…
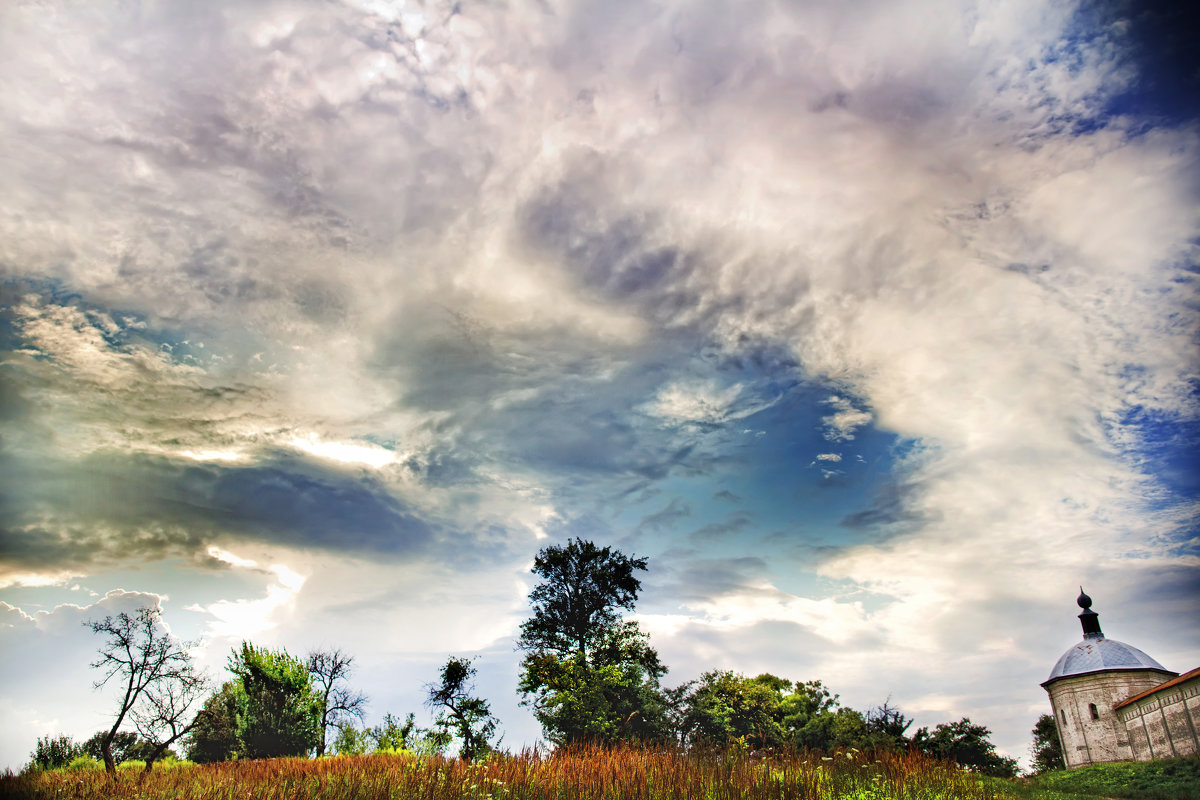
left=913, top=717, right=1018, bottom=777
left=426, top=657, right=498, bottom=761
left=1029, top=713, right=1065, bottom=774
left=227, top=642, right=321, bottom=759
left=86, top=606, right=204, bottom=777
left=517, top=538, right=669, bottom=745
left=306, top=648, right=367, bottom=757
left=679, top=671, right=788, bottom=748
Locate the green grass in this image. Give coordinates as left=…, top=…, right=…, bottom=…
left=3, top=746, right=1194, bottom=800
left=1029, top=756, right=1200, bottom=800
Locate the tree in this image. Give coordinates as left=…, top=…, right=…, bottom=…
left=332, top=723, right=373, bottom=756
left=367, top=712, right=449, bottom=755
left=372, top=712, right=419, bottom=752
left=130, top=662, right=210, bottom=776
left=27, top=735, right=83, bottom=771
left=913, top=717, right=1018, bottom=777
left=227, top=642, right=321, bottom=759
left=426, top=657, right=498, bottom=761
left=678, top=671, right=788, bottom=748
left=863, top=700, right=914, bottom=752
left=517, top=539, right=670, bottom=745
left=185, top=681, right=242, bottom=763
left=1029, top=713, right=1065, bottom=774
left=86, top=606, right=199, bottom=777
left=82, top=731, right=158, bottom=765
left=306, top=648, right=367, bottom=757
left=518, top=538, right=648, bottom=660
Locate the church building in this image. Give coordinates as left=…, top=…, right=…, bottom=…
left=1042, top=591, right=1200, bottom=767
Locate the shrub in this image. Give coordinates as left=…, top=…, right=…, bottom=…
left=66, top=756, right=102, bottom=771
left=27, top=735, right=83, bottom=771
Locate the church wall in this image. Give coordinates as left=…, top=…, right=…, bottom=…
left=1116, top=673, right=1200, bottom=761
left=1046, top=670, right=1176, bottom=768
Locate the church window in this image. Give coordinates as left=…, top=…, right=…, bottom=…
left=1089, top=703, right=1099, bottom=720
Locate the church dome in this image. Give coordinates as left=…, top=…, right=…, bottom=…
left=1045, top=636, right=1169, bottom=683
left=1042, top=589, right=1172, bottom=686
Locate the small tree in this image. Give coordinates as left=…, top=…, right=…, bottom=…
left=913, top=717, right=1018, bottom=777
left=28, top=735, right=83, bottom=771
left=370, top=712, right=450, bottom=755
left=1029, top=713, right=1065, bottom=773
left=863, top=699, right=914, bottom=751
left=332, top=723, right=373, bottom=756
left=228, top=642, right=321, bottom=759
left=82, top=731, right=158, bottom=764
left=86, top=606, right=198, bottom=777
left=306, top=648, right=367, bottom=757
left=130, top=663, right=209, bottom=776
left=426, top=657, right=498, bottom=761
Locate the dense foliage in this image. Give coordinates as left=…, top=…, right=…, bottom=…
left=184, top=681, right=242, bottom=763
left=675, top=670, right=913, bottom=754
left=912, top=717, right=1018, bottom=777
left=27, top=735, right=83, bottom=771
left=227, top=642, right=323, bottom=759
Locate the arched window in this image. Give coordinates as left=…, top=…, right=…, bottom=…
left=1089, top=703, right=1099, bottom=720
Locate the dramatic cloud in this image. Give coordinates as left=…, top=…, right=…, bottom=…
left=1, top=0, right=1196, bottom=770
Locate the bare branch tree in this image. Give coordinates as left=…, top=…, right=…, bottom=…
left=130, top=663, right=210, bottom=779
left=306, top=648, right=367, bottom=757
left=85, top=606, right=196, bottom=777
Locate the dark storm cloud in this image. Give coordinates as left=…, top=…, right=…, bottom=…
left=0, top=450, right=436, bottom=575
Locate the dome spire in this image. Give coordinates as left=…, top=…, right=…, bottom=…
left=1077, top=587, right=1103, bottom=639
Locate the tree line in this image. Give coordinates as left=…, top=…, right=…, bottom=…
left=29, top=537, right=1056, bottom=778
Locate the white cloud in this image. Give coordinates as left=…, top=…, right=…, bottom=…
left=288, top=433, right=400, bottom=469
left=187, top=548, right=306, bottom=640
left=0, top=0, right=1196, bottom=772
left=821, top=397, right=874, bottom=442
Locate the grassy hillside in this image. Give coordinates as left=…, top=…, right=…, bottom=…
left=1029, top=756, right=1200, bottom=800
left=0, top=745, right=1109, bottom=800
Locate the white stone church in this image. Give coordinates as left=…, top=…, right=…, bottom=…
left=1042, top=591, right=1199, bottom=767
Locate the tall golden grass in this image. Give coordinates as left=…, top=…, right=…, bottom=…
left=0, top=744, right=1020, bottom=800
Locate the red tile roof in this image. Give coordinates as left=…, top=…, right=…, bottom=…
left=1115, top=665, right=1200, bottom=710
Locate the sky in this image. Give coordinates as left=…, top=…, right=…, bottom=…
left=1, top=0, right=1198, bottom=773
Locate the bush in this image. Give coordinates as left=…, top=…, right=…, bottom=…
left=116, top=759, right=146, bottom=772
left=27, top=735, right=82, bottom=771
left=66, top=756, right=102, bottom=771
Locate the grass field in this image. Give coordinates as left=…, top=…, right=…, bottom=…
left=4, top=746, right=1197, bottom=800
left=1028, top=756, right=1200, bottom=800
